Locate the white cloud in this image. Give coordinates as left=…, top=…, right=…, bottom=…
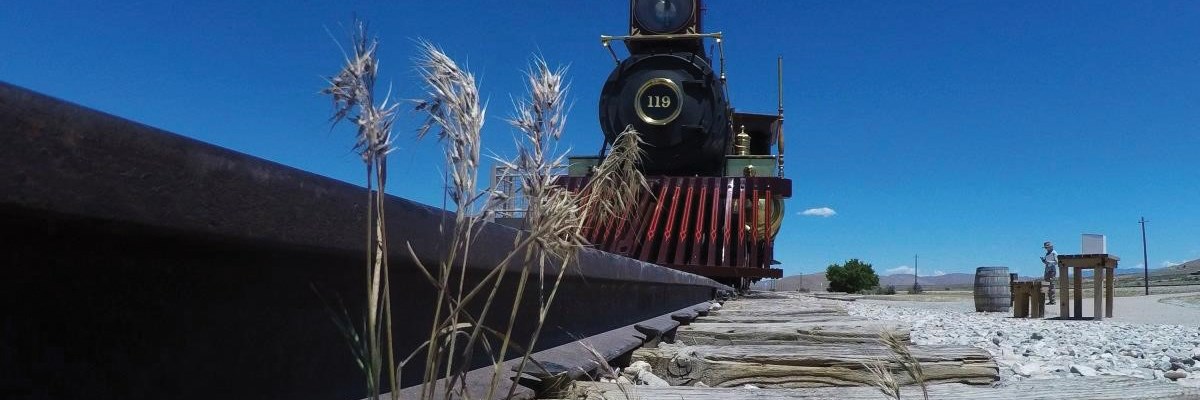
left=799, top=207, right=837, bottom=217
left=884, top=266, right=944, bottom=277
left=1162, top=260, right=1183, bottom=268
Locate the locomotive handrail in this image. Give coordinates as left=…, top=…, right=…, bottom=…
left=597, top=31, right=724, bottom=69
left=599, top=32, right=723, bottom=43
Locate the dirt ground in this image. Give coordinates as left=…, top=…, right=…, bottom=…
left=860, top=284, right=1200, bottom=302
left=1161, top=294, right=1200, bottom=309
left=861, top=291, right=974, bottom=302
left=858, top=291, right=1200, bottom=326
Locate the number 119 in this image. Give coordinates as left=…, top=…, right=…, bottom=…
left=646, top=95, right=671, bottom=108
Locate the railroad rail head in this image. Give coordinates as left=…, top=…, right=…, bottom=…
left=0, top=82, right=730, bottom=399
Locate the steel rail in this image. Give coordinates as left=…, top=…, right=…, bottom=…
left=394, top=301, right=715, bottom=399
left=0, top=82, right=730, bottom=400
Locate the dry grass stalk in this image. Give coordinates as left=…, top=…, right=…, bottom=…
left=578, top=125, right=645, bottom=231
left=413, top=40, right=493, bottom=400
left=501, top=58, right=584, bottom=258
left=410, top=44, right=578, bottom=400
left=321, top=20, right=398, bottom=400
left=488, top=57, right=587, bottom=399
left=880, top=329, right=928, bottom=400
left=415, top=41, right=485, bottom=211
left=863, top=361, right=902, bottom=400
left=864, top=329, right=929, bottom=400
left=579, top=340, right=633, bottom=400
left=483, top=57, right=643, bottom=399
left=393, top=42, right=641, bottom=400
left=319, top=20, right=634, bottom=400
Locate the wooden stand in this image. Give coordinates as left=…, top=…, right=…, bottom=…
left=1011, top=281, right=1044, bottom=318
left=1056, top=254, right=1119, bottom=320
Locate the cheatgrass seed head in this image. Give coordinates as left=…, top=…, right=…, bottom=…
left=415, top=40, right=486, bottom=208
left=321, top=20, right=397, bottom=163
left=581, top=125, right=646, bottom=223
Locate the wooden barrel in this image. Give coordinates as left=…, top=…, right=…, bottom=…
left=974, top=266, right=1011, bottom=312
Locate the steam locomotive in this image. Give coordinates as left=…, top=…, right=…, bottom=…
left=561, top=0, right=792, bottom=290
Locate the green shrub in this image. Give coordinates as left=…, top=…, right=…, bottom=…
left=825, top=259, right=880, bottom=293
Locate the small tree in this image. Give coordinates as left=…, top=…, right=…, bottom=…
left=826, top=259, right=880, bottom=293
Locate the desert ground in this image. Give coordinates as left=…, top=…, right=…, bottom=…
left=862, top=284, right=1200, bottom=303
left=843, top=289, right=1200, bottom=389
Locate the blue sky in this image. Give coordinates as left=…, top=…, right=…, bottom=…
left=3, top=1, right=1198, bottom=278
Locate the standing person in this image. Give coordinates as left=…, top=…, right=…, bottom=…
left=1041, top=241, right=1058, bottom=305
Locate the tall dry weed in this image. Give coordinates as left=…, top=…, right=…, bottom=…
left=489, top=57, right=586, bottom=399
left=321, top=20, right=399, bottom=400
left=864, top=329, right=929, bottom=400
left=412, top=40, right=494, bottom=400
left=578, top=125, right=646, bottom=235
left=322, top=25, right=645, bottom=399
left=413, top=50, right=644, bottom=399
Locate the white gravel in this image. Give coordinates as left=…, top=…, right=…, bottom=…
left=847, top=299, right=1200, bottom=388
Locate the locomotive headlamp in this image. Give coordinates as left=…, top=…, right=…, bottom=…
left=633, top=0, right=695, bottom=34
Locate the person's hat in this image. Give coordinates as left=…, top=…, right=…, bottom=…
left=1043, top=241, right=1053, bottom=248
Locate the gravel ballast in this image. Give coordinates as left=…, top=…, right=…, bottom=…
left=847, top=300, right=1200, bottom=388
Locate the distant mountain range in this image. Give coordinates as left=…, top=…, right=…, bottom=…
left=878, top=273, right=1037, bottom=288
left=757, top=258, right=1200, bottom=292
left=1150, top=258, right=1200, bottom=277
left=1081, top=267, right=1145, bottom=278
left=1079, top=258, right=1199, bottom=278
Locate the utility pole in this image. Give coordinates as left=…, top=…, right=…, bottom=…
left=914, top=254, right=919, bottom=291
left=1140, top=217, right=1149, bottom=296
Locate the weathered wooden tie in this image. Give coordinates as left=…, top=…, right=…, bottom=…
left=711, top=307, right=845, bottom=317
left=676, top=320, right=910, bottom=345
left=561, top=376, right=1200, bottom=399
left=694, top=314, right=872, bottom=324
left=632, top=343, right=997, bottom=388
left=811, top=293, right=862, bottom=302
left=713, top=301, right=844, bottom=317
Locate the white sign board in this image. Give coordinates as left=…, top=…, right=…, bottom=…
left=1082, top=233, right=1106, bottom=254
